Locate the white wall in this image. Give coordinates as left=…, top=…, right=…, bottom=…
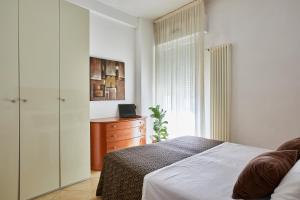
left=136, top=18, right=155, bottom=142
left=205, top=0, right=300, bottom=149
left=67, top=1, right=154, bottom=145
left=67, top=0, right=137, bottom=27
left=69, top=0, right=155, bottom=124
left=135, top=18, right=155, bottom=116
left=89, top=13, right=136, bottom=119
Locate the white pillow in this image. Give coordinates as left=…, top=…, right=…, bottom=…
left=271, top=160, right=300, bottom=200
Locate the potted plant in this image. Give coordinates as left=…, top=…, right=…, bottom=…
left=149, top=105, right=168, bottom=143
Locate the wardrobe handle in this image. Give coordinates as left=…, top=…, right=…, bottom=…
left=59, top=98, right=66, bottom=102
left=20, top=99, right=28, bottom=103
left=4, top=98, right=18, bottom=103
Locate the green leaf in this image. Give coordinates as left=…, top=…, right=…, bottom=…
left=149, top=104, right=168, bottom=142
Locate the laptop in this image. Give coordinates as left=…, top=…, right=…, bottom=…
left=118, top=104, right=137, bottom=118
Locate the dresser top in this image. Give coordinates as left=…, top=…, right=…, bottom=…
left=90, top=115, right=146, bottom=123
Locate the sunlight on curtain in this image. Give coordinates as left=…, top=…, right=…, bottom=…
left=154, top=1, right=205, bottom=138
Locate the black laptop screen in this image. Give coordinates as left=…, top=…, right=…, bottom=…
left=118, top=104, right=136, bottom=118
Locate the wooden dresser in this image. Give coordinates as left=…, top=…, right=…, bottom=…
left=90, top=116, right=146, bottom=171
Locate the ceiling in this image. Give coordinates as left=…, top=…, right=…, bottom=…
left=96, top=0, right=193, bottom=19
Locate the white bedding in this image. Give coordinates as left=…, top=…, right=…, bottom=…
left=142, top=142, right=270, bottom=200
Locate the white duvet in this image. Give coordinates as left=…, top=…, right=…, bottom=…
left=142, top=142, right=270, bottom=200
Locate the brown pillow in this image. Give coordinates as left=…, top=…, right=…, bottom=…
left=232, top=150, right=298, bottom=199
left=277, top=137, right=300, bottom=159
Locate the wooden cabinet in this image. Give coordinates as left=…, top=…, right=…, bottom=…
left=90, top=117, right=146, bottom=171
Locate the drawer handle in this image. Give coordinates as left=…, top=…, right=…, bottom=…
left=112, top=125, right=117, bottom=128
left=5, top=98, right=18, bottom=103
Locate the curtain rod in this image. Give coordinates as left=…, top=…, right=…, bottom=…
left=154, top=0, right=200, bottom=23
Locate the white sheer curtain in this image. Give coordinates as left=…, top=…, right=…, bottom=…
left=154, top=1, right=205, bottom=138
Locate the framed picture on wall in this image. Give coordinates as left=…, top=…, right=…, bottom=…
left=90, top=57, right=125, bottom=101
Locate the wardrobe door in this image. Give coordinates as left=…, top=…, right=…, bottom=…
left=60, top=0, right=90, bottom=186
left=0, top=0, right=19, bottom=199
left=19, top=0, right=60, bottom=199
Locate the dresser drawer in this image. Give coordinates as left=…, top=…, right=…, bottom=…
left=106, top=119, right=144, bottom=131
left=90, top=117, right=146, bottom=170
left=107, top=127, right=145, bottom=142
left=107, top=136, right=146, bottom=153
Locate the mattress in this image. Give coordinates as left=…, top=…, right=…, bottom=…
left=96, top=136, right=223, bottom=200
left=142, top=142, right=270, bottom=200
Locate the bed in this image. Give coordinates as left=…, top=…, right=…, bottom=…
left=142, top=142, right=270, bottom=200
left=96, top=136, right=223, bottom=200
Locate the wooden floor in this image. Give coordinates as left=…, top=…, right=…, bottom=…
left=35, top=172, right=102, bottom=200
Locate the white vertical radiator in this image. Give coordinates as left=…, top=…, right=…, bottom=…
left=210, top=44, right=231, bottom=141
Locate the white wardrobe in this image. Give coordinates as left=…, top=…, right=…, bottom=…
left=0, top=0, right=90, bottom=199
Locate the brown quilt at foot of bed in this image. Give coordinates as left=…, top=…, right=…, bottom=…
left=96, top=136, right=223, bottom=200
